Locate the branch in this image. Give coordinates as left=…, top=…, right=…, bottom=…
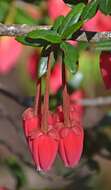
left=76, top=96, right=111, bottom=106
left=1, top=82, right=111, bottom=107
left=0, top=23, right=111, bottom=42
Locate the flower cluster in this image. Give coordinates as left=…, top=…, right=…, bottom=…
left=22, top=54, right=84, bottom=172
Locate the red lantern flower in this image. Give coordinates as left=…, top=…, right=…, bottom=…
left=22, top=51, right=84, bottom=171
left=22, top=54, right=59, bottom=171
left=56, top=63, right=84, bottom=168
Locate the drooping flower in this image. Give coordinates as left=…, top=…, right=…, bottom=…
left=22, top=53, right=59, bottom=171
left=99, top=52, right=111, bottom=89
left=55, top=63, right=84, bottom=168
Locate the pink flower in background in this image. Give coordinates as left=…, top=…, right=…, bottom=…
left=0, top=37, right=22, bottom=74
left=100, top=52, right=111, bottom=89
left=50, top=62, right=62, bottom=94
left=27, top=51, right=40, bottom=80
left=70, top=90, right=84, bottom=120
left=47, top=0, right=71, bottom=21
left=84, top=11, right=111, bottom=32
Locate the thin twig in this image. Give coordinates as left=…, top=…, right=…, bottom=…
left=0, top=23, right=111, bottom=42
left=0, top=23, right=50, bottom=36
left=76, top=96, right=111, bottom=107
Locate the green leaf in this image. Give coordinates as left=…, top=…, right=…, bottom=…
left=60, top=42, right=78, bottom=74
left=62, top=20, right=83, bottom=39
left=38, top=56, right=48, bottom=78
left=27, top=29, right=62, bottom=44
left=99, top=0, right=111, bottom=14
left=93, top=40, right=111, bottom=51
left=81, top=0, right=98, bottom=21
left=59, top=3, right=85, bottom=36
left=52, top=16, right=65, bottom=33
left=16, top=35, right=48, bottom=47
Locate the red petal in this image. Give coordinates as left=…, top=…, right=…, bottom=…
left=32, top=135, right=58, bottom=171
left=47, top=0, right=70, bottom=21
left=22, top=107, right=40, bottom=137
left=59, top=127, right=84, bottom=167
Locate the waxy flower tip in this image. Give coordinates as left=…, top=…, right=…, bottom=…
left=59, top=126, right=84, bottom=168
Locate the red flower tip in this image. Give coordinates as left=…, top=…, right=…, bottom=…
left=22, top=107, right=40, bottom=151
left=100, top=52, right=111, bottom=89
left=59, top=126, right=84, bottom=168
left=31, top=130, right=59, bottom=171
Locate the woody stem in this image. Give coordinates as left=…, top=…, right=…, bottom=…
left=41, top=53, right=51, bottom=132
left=62, top=62, right=70, bottom=127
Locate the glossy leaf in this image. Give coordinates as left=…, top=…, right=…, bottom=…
left=16, top=36, right=48, bottom=47
left=60, top=42, right=78, bottom=74
left=27, top=29, right=62, bottom=44
left=59, top=3, right=85, bottom=36
left=52, top=16, right=65, bottom=33
left=99, top=0, right=111, bottom=14
left=81, top=0, right=98, bottom=21
left=38, top=56, right=48, bottom=78
left=62, top=21, right=83, bottom=39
